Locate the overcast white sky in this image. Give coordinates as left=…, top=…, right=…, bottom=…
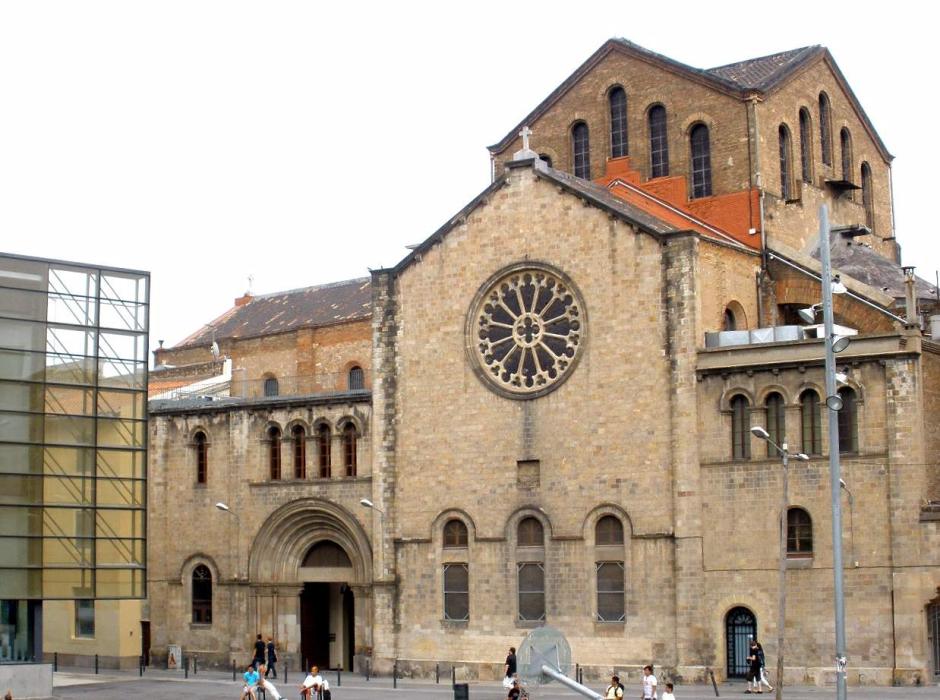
left=1, top=1, right=937, bottom=357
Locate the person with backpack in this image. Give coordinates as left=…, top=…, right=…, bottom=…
left=605, top=675, right=624, bottom=700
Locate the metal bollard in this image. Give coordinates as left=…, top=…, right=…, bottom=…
left=337, top=668, right=341, bottom=687
left=194, top=654, right=198, bottom=675
left=54, top=652, right=58, bottom=672
left=184, top=655, right=189, bottom=679
left=436, top=663, right=440, bottom=684
left=451, top=666, right=456, bottom=686
left=284, top=661, right=288, bottom=684
left=233, top=660, right=237, bottom=682
left=139, top=656, right=143, bottom=677
left=366, top=659, right=371, bottom=682
left=393, top=660, right=398, bottom=689
left=95, top=654, right=99, bottom=674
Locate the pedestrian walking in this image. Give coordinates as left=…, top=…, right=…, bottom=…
left=661, top=682, right=675, bottom=700
left=604, top=675, right=624, bottom=700
left=755, top=640, right=773, bottom=692
left=745, top=639, right=762, bottom=694
left=503, top=646, right=517, bottom=688
left=252, top=633, right=266, bottom=670
left=265, top=636, right=278, bottom=678
left=641, top=665, right=658, bottom=700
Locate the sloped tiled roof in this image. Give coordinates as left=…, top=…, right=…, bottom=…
left=818, top=237, right=937, bottom=301
left=707, top=46, right=822, bottom=91
left=175, top=277, right=372, bottom=349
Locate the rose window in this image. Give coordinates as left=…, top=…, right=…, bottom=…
left=468, top=264, right=585, bottom=398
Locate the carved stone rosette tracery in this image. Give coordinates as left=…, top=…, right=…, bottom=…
left=466, top=262, right=586, bottom=399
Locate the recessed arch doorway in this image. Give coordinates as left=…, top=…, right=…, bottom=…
left=725, top=606, right=757, bottom=679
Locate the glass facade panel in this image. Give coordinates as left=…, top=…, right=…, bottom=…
left=0, top=254, right=148, bottom=600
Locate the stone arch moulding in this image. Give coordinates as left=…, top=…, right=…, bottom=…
left=723, top=300, right=748, bottom=331
left=755, top=384, right=790, bottom=406
left=581, top=502, right=634, bottom=542
left=248, top=497, right=372, bottom=584
left=718, top=387, right=756, bottom=412
left=503, top=505, right=554, bottom=541
left=336, top=414, right=365, bottom=435
left=178, top=552, right=222, bottom=585
left=429, top=508, right=478, bottom=543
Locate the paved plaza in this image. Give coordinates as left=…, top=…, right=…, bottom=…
left=49, top=668, right=940, bottom=700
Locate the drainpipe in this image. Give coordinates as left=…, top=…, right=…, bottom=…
left=748, top=96, right=769, bottom=326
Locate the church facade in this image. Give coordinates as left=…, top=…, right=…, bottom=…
left=146, top=39, right=940, bottom=686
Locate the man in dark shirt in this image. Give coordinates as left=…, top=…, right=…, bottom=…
left=504, top=647, right=517, bottom=681
left=253, top=633, right=266, bottom=669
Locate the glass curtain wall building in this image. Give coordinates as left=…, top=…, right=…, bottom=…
left=0, top=253, right=148, bottom=662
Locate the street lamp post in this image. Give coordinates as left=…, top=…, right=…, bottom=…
left=752, top=426, right=810, bottom=700
left=359, top=498, right=388, bottom=577
left=215, top=502, right=242, bottom=580
left=819, top=205, right=848, bottom=700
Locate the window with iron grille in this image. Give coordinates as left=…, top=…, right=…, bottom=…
left=819, top=92, right=832, bottom=166
left=787, top=508, right=813, bottom=556
left=318, top=424, right=331, bottom=478
left=799, top=108, right=813, bottom=183
left=343, top=424, right=357, bottom=477
left=348, top=366, right=364, bottom=391
left=765, top=392, right=786, bottom=456
left=690, top=123, right=712, bottom=198
left=595, top=515, right=624, bottom=545
left=572, top=122, right=590, bottom=179
left=801, top=390, right=822, bottom=455
left=443, top=519, right=468, bottom=548
left=194, top=431, right=208, bottom=484
left=609, top=88, right=628, bottom=158
left=264, top=376, right=279, bottom=397
left=443, top=563, right=469, bottom=621
left=518, top=562, right=545, bottom=621
left=192, top=565, right=212, bottom=624
left=292, top=425, right=306, bottom=479
left=779, top=124, right=793, bottom=200
left=595, top=561, right=625, bottom=622
left=861, top=163, right=874, bottom=232
left=838, top=387, right=858, bottom=453
left=731, top=395, right=750, bottom=460
left=268, top=426, right=281, bottom=480
left=648, top=105, right=669, bottom=178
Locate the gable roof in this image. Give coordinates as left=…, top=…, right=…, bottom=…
left=488, top=39, right=891, bottom=161
left=389, top=158, right=754, bottom=277
left=174, top=277, right=372, bottom=349
left=707, top=46, right=822, bottom=91
left=817, top=237, right=937, bottom=301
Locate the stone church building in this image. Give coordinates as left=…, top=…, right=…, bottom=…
left=146, top=39, right=940, bottom=685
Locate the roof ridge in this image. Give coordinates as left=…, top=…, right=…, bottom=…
left=706, top=45, right=820, bottom=72
left=252, top=276, right=370, bottom=300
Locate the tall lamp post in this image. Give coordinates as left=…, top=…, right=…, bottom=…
left=752, top=426, right=810, bottom=700
left=359, top=498, right=388, bottom=577
left=215, top=502, right=242, bottom=580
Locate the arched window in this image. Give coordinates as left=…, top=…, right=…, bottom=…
left=861, top=162, right=874, bottom=231
left=268, top=426, right=281, bottom=480
left=648, top=105, right=669, bottom=178
left=800, top=390, right=822, bottom=455
left=264, top=376, right=279, bottom=397
left=443, top=563, right=469, bottom=621
left=343, top=423, right=357, bottom=477
left=317, top=424, right=331, bottom=478
left=765, top=392, right=786, bottom=456
left=609, top=87, right=628, bottom=158
left=192, top=565, right=212, bottom=624
left=572, top=122, right=590, bottom=179
left=799, top=108, right=813, bottom=183
left=819, top=92, right=832, bottom=166
left=194, top=431, right=207, bottom=485
left=690, top=123, right=712, bottom=198
left=840, top=128, right=853, bottom=182
left=292, top=425, right=306, bottom=479
left=779, top=124, right=793, bottom=200
left=538, top=153, right=553, bottom=168
left=517, top=517, right=544, bottom=547
left=595, top=515, right=624, bottom=545
left=443, top=519, right=468, bottom=548
left=838, top=387, right=858, bottom=453
left=731, top=395, right=750, bottom=460
left=348, top=366, right=364, bottom=391
left=787, top=508, right=813, bottom=556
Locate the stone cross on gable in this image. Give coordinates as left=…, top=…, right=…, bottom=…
left=520, top=126, right=532, bottom=151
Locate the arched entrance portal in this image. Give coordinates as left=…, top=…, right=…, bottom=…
left=249, top=498, right=372, bottom=672
left=299, top=542, right=356, bottom=670
left=725, top=606, right=757, bottom=678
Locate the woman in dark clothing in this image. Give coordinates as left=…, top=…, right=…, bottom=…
left=265, top=636, right=278, bottom=678
left=746, top=638, right=763, bottom=693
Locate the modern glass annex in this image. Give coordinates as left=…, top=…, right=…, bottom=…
left=0, top=253, right=148, bottom=602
